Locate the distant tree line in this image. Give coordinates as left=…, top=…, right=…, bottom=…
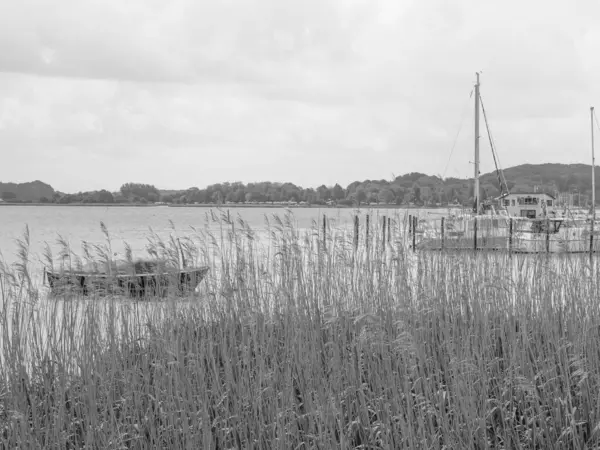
left=4, top=164, right=600, bottom=206
left=38, top=178, right=481, bottom=206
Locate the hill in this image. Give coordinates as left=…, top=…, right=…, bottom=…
left=0, top=180, right=55, bottom=202
left=480, top=163, right=594, bottom=193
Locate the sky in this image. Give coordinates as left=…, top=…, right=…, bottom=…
left=1, top=0, right=600, bottom=193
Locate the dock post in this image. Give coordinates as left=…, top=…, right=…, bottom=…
left=382, top=215, right=386, bottom=249
left=366, top=215, right=370, bottom=250
left=412, top=216, right=417, bottom=252
left=388, top=217, right=391, bottom=243
left=509, top=218, right=513, bottom=256
left=473, top=217, right=478, bottom=251
left=323, top=214, right=327, bottom=250
left=354, top=215, right=359, bottom=250
left=409, top=214, right=412, bottom=235
left=546, top=218, right=550, bottom=253
left=441, top=217, right=445, bottom=251
left=590, top=218, right=594, bottom=256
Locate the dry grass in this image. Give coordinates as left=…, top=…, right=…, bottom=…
left=0, top=210, right=600, bottom=448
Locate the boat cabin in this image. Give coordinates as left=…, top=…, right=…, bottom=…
left=498, top=192, right=556, bottom=219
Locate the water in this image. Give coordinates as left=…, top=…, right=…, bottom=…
left=0, top=205, right=428, bottom=267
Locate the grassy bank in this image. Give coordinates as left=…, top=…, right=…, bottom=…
left=1, top=212, right=600, bottom=448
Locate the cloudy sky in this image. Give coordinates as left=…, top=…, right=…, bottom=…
left=1, top=0, right=599, bottom=193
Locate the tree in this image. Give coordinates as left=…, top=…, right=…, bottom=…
left=212, top=191, right=223, bottom=204
left=355, top=188, right=367, bottom=206
left=225, top=191, right=238, bottom=203
left=412, top=183, right=421, bottom=204
left=481, top=184, right=499, bottom=200
left=332, top=184, right=345, bottom=200
left=316, top=185, right=331, bottom=202
left=96, top=190, right=114, bottom=203
left=304, top=188, right=317, bottom=204
left=119, top=183, right=159, bottom=201
left=113, top=193, right=128, bottom=203
left=420, top=186, right=432, bottom=205
left=379, top=188, right=395, bottom=204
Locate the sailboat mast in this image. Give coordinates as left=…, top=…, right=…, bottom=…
left=474, top=72, right=481, bottom=214
left=592, top=106, right=596, bottom=218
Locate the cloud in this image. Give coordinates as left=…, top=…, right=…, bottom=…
left=0, top=0, right=599, bottom=192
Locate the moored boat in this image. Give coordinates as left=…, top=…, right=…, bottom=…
left=45, top=259, right=209, bottom=298
left=416, top=75, right=598, bottom=254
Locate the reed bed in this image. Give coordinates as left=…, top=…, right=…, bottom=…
left=0, top=210, right=599, bottom=448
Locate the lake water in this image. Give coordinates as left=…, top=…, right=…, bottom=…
left=1, top=205, right=433, bottom=268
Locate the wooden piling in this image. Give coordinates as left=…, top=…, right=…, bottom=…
left=546, top=218, right=550, bottom=253
left=473, top=217, right=478, bottom=251
left=354, top=215, right=359, bottom=250
left=366, top=215, right=370, bottom=249
left=320, top=214, right=325, bottom=250
left=590, top=218, right=595, bottom=255
left=412, top=216, right=417, bottom=252
left=382, top=215, right=386, bottom=249
left=508, top=218, right=513, bottom=255
left=388, top=217, right=391, bottom=243
left=441, top=217, right=445, bottom=250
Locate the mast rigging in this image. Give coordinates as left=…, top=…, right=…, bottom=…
left=474, top=73, right=480, bottom=214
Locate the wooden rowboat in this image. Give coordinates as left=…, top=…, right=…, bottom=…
left=45, top=259, right=209, bottom=298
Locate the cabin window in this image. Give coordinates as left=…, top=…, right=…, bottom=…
left=511, top=200, right=515, bottom=206
left=503, top=199, right=510, bottom=206
left=520, top=209, right=536, bottom=219
left=547, top=199, right=553, bottom=206
left=522, top=197, right=538, bottom=205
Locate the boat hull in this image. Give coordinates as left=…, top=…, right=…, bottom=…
left=45, top=266, right=209, bottom=298
left=416, top=217, right=600, bottom=254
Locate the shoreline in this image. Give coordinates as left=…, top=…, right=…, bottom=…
left=0, top=202, right=453, bottom=209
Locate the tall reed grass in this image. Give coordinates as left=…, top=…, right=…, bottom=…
left=1, top=210, right=600, bottom=448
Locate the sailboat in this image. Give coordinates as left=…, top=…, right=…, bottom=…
left=418, top=75, right=596, bottom=253
left=418, top=73, right=514, bottom=250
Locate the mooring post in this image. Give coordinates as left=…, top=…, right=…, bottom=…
left=441, top=217, right=445, bottom=251
left=323, top=214, right=327, bottom=250
left=473, top=217, right=478, bottom=251
left=354, top=215, right=359, bottom=250
left=590, top=218, right=594, bottom=256
left=412, top=216, right=417, bottom=252
left=382, top=215, right=387, bottom=249
left=388, top=217, right=391, bottom=243
left=546, top=218, right=550, bottom=253
left=409, top=214, right=412, bottom=235
left=509, top=218, right=513, bottom=255
left=366, top=214, right=370, bottom=250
